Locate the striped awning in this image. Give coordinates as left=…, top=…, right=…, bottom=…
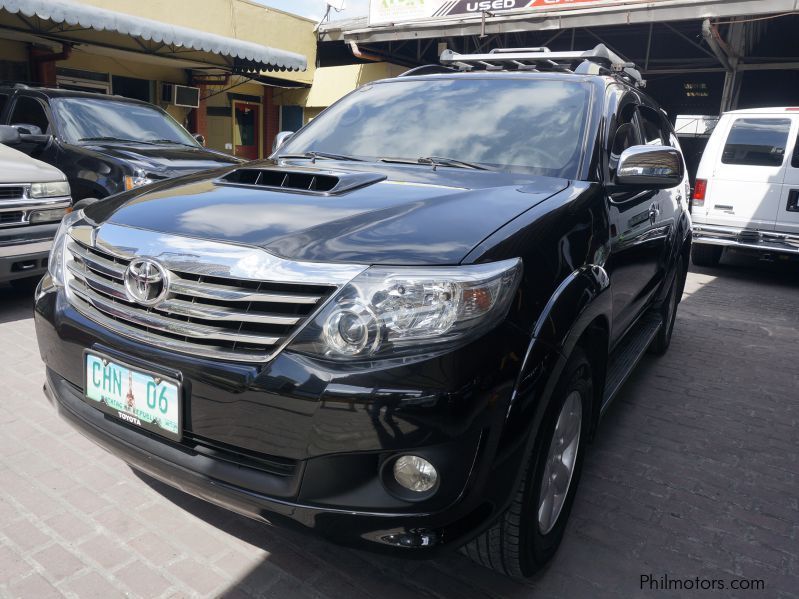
left=0, top=0, right=307, bottom=72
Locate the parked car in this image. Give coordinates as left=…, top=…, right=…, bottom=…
left=0, top=85, right=241, bottom=200
left=34, top=46, right=692, bottom=579
left=0, top=125, right=71, bottom=285
left=691, top=107, right=799, bottom=266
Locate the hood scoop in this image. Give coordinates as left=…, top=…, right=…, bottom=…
left=217, top=166, right=386, bottom=196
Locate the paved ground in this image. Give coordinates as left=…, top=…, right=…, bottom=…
left=0, top=252, right=797, bottom=599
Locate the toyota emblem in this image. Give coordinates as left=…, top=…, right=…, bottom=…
left=124, top=258, right=170, bottom=306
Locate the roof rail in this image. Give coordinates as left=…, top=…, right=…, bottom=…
left=398, top=64, right=457, bottom=77
left=439, top=44, right=645, bottom=88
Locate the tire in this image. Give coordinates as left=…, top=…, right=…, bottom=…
left=648, top=257, right=682, bottom=356
left=691, top=244, right=722, bottom=267
left=462, top=348, right=592, bottom=579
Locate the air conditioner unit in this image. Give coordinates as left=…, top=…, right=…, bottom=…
left=161, top=84, right=201, bottom=108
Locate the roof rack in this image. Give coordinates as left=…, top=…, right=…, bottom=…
left=439, top=44, right=645, bottom=88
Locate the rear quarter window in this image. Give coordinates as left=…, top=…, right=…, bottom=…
left=0, top=94, right=7, bottom=118
left=721, top=118, right=791, bottom=167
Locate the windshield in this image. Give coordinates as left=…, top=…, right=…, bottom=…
left=279, top=77, right=591, bottom=178
left=52, top=98, right=199, bottom=147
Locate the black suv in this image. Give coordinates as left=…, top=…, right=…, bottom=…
left=0, top=86, right=240, bottom=200
left=34, top=46, right=691, bottom=578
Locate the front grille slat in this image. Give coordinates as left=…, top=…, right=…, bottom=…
left=68, top=241, right=125, bottom=279
left=65, top=237, right=336, bottom=363
left=159, top=298, right=302, bottom=326
left=69, top=279, right=283, bottom=346
left=170, top=278, right=322, bottom=305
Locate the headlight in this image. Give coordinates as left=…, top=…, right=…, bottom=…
left=48, top=209, right=84, bottom=287
left=30, top=181, right=70, bottom=198
left=288, top=258, right=522, bottom=361
left=124, top=174, right=155, bottom=191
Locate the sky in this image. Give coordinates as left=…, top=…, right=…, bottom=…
left=254, top=0, right=369, bottom=21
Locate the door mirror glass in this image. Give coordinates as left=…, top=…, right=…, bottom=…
left=0, top=124, right=21, bottom=145
left=193, top=133, right=206, bottom=146
left=615, top=145, right=684, bottom=189
left=272, top=131, right=294, bottom=154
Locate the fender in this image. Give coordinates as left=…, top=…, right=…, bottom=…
left=472, top=265, right=611, bottom=528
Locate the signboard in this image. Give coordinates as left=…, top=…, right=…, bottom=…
left=369, top=0, right=653, bottom=26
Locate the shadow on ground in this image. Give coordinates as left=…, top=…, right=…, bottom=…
left=0, top=280, right=39, bottom=325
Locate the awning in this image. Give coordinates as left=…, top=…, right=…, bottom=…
left=0, top=0, right=307, bottom=72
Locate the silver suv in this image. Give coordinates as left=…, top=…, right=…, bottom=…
left=0, top=125, right=72, bottom=285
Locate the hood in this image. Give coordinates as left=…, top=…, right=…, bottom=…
left=76, top=142, right=241, bottom=177
left=0, top=143, right=66, bottom=184
left=86, top=160, right=569, bottom=265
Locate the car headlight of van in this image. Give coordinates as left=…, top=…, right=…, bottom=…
left=30, top=181, right=70, bottom=198
left=288, top=258, right=522, bottom=361
left=48, top=209, right=84, bottom=287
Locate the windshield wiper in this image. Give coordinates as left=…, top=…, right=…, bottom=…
left=278, top=151, right=366, bottom=162
left=419, top=156, right=493, bottom=171
left=378, top=156, right=494, bottom=171
left=146, top=139, right=197, bottom=147
left=79, top=136, right=151, bottom=144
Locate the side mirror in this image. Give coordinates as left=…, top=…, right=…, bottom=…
left=193, top=133, right=206, bottom=146
left=272, top=131, right=294, bottom=154
left=13, top=123, right=44, bottom=136
left=615, top=145, right=684, bottom=189
left=0, top=125, right=21, bottom=145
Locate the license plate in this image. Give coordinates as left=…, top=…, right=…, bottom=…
left=84, top=352, right=181, bottom=442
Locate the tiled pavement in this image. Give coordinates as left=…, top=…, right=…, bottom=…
left=0, top=253, right=797, bottom=599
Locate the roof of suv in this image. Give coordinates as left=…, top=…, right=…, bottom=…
left=0, top=86, right=150, bottom=105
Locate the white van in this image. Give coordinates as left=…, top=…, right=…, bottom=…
left=691, top=108, right=799, bottom=266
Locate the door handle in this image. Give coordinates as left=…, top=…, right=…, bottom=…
left=788, top=190, right=799, bottom=213
left=648, top=202, right=660, bottom=224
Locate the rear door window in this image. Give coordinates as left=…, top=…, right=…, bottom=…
left=721, top=118, right=791, bottom=167
left=0, top=94, right=8, bottom=118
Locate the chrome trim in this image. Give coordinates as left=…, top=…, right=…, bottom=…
left=69, top=280, right=282, bottom=345
left=64, top=222, right=367, bottom=363
left=0, top=239, right=52, bottom=258
left=93, top=223, right=366, bottom=285
left=0, top=182, right=71, bottom=228
left=693, top=224, right=799, bottom=255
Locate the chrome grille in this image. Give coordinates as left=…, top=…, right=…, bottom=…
left=0, top=186, right=24, bottom=200
left=65, top=237, right=338, bottom=363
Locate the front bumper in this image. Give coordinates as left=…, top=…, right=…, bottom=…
left=0, top=223, right=59, bottom=282
left=35, top=280, right=535, bottom=554
left=693, top=224, right=799, bottom=256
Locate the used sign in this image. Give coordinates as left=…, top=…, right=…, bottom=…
left=369, top=0, right=661, bottom=26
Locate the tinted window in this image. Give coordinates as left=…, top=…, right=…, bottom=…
left=609, top=103, right=640, bottom=175
left=639, top=106, right=667, bottom=146
left=792, top=133, right=799, bottom=169
left=722, top=118, right=791, bottom=167
left=0, top=94, right=7, bottom=117
left=10, top=97, right=50, bottom=134
left=280, top=78, right=592, bottom=178
left=51, top=98, right=197, bottom=146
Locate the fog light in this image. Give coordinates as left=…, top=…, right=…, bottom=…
left=29, top=208, right=68, bottom=224
left=393, top=455, right=438, bottom=493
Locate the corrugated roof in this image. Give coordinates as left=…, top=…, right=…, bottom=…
left=0, top=0, right=307, bottom=71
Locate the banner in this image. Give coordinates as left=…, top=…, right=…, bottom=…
left=369, top=0, right=654, bottom=26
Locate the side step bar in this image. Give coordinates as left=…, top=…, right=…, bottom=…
left=601, top=312, right=662, bottom=413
